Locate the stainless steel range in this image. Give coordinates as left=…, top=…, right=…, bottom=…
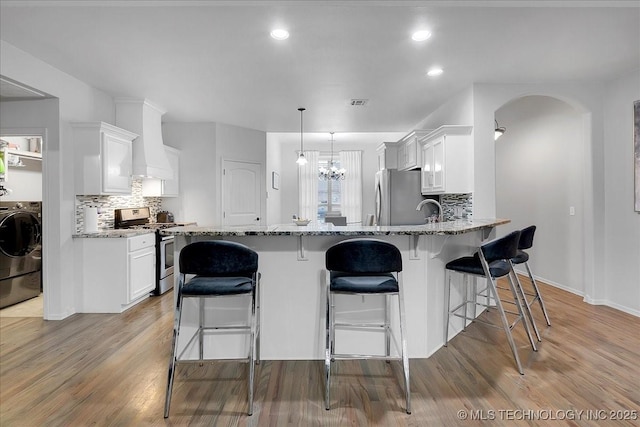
left=114, top=207, right=192, bottom=295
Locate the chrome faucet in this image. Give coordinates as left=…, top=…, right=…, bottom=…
left=416, top=199, right=443, bottom=223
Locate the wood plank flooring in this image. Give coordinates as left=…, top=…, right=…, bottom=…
left=1, top=280, right=639, bottom=426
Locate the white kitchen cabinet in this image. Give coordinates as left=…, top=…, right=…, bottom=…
left=376, top=141, right=398, bottom=170
left=78, top=233, right=155, bottom=313
left=72, top=122, right=138, bottom=195
left=420, top=125, right=473, bottom=195
left=397, top=130, right=430, bottom=171
left=141, top=145, right=180, bottom=197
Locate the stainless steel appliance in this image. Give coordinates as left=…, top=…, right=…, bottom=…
left=0, top=201, right=42, bottom=308
left=114, top=207, right=192, bottom=295
left=374, top=170, right=434, bottom=225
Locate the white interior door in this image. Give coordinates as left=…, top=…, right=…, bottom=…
left=223, top=160, right=262, bottom=226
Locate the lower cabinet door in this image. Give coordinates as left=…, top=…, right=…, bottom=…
left=128, top=247, right=155, bottom=302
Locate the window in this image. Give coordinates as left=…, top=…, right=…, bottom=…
left=317, top=157, right=342, bottom=221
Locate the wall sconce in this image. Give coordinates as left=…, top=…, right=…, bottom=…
left=495, top=119, right=506, bottom=140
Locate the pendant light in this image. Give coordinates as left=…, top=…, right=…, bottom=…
left=494, top=119, right=506, bottom=140
left=296, top=107, right=308, bottom=166
left=318, top=132, right=346, bottom=181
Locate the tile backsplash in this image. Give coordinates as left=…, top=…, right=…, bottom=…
left=440, top=193, right=473, bottom=221
left=75, top=179, right=162, bottom=232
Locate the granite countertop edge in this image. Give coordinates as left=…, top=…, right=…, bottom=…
left=72, top=229, right=157, bottom=238
left=158, top=218, right=510, bottom=237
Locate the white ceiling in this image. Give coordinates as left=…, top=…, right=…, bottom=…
left=1, top=1, right=638, bottom=133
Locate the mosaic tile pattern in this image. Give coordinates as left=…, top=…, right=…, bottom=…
left=75, top=179, right=162, bottom=232
left=441, top=193, right=473, bottom=221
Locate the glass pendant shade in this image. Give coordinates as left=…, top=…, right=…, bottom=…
left=297, top=107, right=307, bottom=165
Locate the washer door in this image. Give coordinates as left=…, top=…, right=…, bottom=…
left=0, top=211, right=41, bottom=257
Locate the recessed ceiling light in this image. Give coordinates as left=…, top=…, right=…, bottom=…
left=270, top=29, right=289, bottom=40
left=412, top=30, right=432, bottom=41
left=427, top=67, right=443, bottom=77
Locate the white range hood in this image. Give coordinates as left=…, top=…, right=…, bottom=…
left=115, top=98, right=173, bottom=180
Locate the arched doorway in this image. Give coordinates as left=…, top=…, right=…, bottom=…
left=495, top=95, right=585, bottom=295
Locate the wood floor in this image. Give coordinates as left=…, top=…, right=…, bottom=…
left=1, top=280, right=639, bottom=426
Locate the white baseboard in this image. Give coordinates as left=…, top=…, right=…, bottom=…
left=513, top=269, right=639, bottom=318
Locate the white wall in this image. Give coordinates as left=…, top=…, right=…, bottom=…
left=161, top=122, right=217, bottom=226
left=495, top=96, right=584, bottom=293
left=267, top=132, right=404, bottom=224
left=603, top=69, right=640, bottom=315
left=414, top=79, right=640, bottom=315
left=414, top=86, right=474, bottom=131
left=0, top=157, right=41, bottom=201
left=1, top=41, right=115, bottom=319
left=0, top=121, right=44, bottom=202
left=265, top=134, right=282, bottom=224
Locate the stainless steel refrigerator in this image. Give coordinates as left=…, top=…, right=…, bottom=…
left=374, top=169, right=432, bottom=225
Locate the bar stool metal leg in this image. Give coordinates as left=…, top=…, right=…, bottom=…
left=505, top=268, right=537, bottom=352
left=199, top=297, right=204, bottom=361
left=398, top=282, right=411, bottom=414
left=443, top=270, right=452, bottom=347
left=248, top=286, right=257, bottom=415
left=324, top=281, right=332, bottom=410
left=525, top=262, right=552, bottom=326
left=256, top=281, right=261, bottom=364
left=511, top=269, right=541, bottom=342
left=385, top=295, right=391, bottom=362
left=462, top=274, right=469, bottom=331
left=164, top=286, right=184, bottom=418
left=487, top=275, right=525, bottom=375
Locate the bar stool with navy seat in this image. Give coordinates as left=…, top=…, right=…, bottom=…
left=324, top=239, right=411, bottom=414
left=444, top=230, right=536, bottom=375
left=164, top=240, right=260, bottom=417
left=512, top=225, right=551, bottom=330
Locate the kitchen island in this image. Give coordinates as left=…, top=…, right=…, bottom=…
left=161, top=219, right=509, bottom=360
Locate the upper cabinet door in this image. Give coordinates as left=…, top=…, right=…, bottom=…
left=397, top=130, right=429, bottom=171
left=431, top=137, right=445, bottom=192
left=102, top=132, right=133, bottom=194
left=420, top=125, right=473, bottom=195
left=72, top=122, right=137, bottom=196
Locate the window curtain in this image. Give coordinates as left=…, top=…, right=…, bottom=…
left=298, top=150, right=319, bottom=221
left=339, top=151, right=362, bottom=225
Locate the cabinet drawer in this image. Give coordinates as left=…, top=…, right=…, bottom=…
left=128, top=233, right=155, bottom=252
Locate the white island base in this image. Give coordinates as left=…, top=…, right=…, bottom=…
left=163, top=220, right=508, bottom=361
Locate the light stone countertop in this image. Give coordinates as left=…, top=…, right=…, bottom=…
left=72, top=229, right=156, bottom=238
left=159, top=218, right=510, bottom=237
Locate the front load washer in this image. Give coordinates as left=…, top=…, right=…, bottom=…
left=0, top=201, right=42, bottom=309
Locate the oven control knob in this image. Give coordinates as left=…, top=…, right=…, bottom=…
left=15, top=202, right=24, bottom=209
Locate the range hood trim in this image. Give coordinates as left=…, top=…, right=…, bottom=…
left=115, top=98, right=173, bottom=180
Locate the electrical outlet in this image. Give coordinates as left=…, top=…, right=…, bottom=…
left=569, top=206, right=575, bottom=216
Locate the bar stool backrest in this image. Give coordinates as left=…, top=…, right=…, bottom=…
left=518, top=225, right=536, bottom=250
left=179, top=241, right=258, bottom=277
left=326, top=239, right=402, bottom=273
left=480, top=230, right=521, bottom=263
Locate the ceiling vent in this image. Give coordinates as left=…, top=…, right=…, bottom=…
left=350, top=99, right=369, bottom=106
